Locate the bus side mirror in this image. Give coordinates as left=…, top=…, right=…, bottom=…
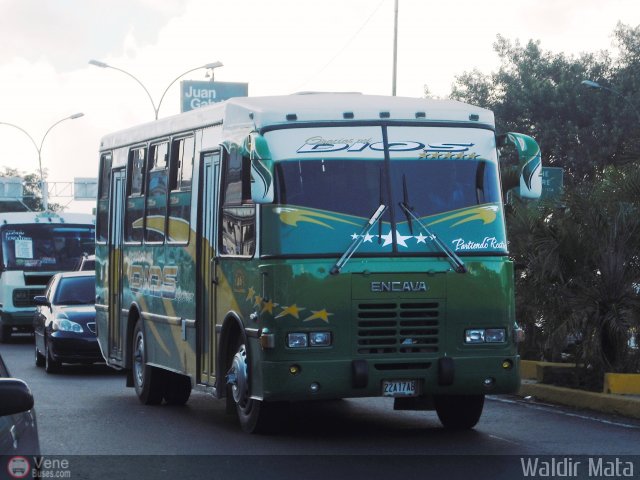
left=250, top=159, right=274, bottom=204
left=498, top=132, right=542, bottom=199
left=245, top=133, right=275, bottom=204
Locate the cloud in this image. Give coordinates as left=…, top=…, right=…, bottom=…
left=0, top=0, right=186, bottom=72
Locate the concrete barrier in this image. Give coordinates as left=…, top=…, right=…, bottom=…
left=519, top=360, right=576, bottom=382
left=603, top=373, right=640, bottom=394
left=519, top=381, right=640, bottom=420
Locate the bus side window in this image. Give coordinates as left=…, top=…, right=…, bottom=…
left=145, top=142, right=169, bottom=243
left=125, top=147, right=146, bottom=243
left=220, top=147, right=255, bottom=257
left=96, top=153, right=112, bottom=244
left=167, top=136, right=194, bottom=244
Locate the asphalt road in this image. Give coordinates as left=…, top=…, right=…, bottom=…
left=2, top=334, right=640, bottom=479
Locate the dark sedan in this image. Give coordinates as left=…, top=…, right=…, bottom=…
left=33, top=271, right=102, bottom=373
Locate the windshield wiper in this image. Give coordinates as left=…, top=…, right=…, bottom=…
left=330, top=204, right=387, bottom=276
left=398, top=201, right=467, bottom=274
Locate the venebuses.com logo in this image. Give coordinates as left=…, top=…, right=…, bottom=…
left=6, top=456, right=71, bottom=479
left=6, top=456, right=30, bottom=479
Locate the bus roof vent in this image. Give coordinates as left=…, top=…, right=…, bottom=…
left=286, top=114, right=298, bottom=121
left=415, top=111, right=426, bottom=118
left=343, top=112, right=354, bottom=119
left=380, top=111, right=390, bottom=119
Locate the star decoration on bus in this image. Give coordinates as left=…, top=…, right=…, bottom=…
left=244, top=288, right=334, bottom=324
left=352, top=230, right=415, bottom=248
left=261, top=299, right=276, bottom=315
left=415, top=232, right=428, bottom=244
left=276, top=304, right=304, bottom=319
left=303, top=309, right=333, bottom=323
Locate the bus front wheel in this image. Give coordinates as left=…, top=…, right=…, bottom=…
left=434, top=394, right=485, bottom=430
left=226, top=341, right=278, bottom=433
left=132, top=319, right=164, bottom=405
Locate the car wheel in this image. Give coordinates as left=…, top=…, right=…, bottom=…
left=434, top=394, right=485, bottom=430
left=163, top=371, right=192, bottom=406
left=45, top=339, right=61, bottom=374
left=132, top=319, right=165, bottom=405
left=35, top=343, right=45, bottom=367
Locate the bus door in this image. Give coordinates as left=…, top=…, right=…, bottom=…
left=198, top=152, right=220, bottom=385
left=108, top=168, right=126, bottom=361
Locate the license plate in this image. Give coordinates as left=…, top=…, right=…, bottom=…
left=382, top=379, right=417, bottom=397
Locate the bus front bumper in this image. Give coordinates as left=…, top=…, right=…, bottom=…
left=260, top=355, right=520, bottom=402
left=1, top=311, right=36, bottom=331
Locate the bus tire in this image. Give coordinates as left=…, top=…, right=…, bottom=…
left=434, top=394, right=485, bottom=430
left=164, top=372, right=192, bottom=406
left=227, top=341, right=278, bottom=433
left=132, top=319, right=164, bottom=405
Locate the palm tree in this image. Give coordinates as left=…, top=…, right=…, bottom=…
left=507, top=163, right=640, bottom=378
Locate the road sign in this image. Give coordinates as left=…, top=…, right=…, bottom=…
left=181, top=81, right=248, bottom=112
left=541, top=167, right=563, bottom=200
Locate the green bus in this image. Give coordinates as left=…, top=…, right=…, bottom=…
left=95, top=93, right=542, bottom=432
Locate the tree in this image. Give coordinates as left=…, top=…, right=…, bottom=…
left=450, top=23, right=640, bottom=182
left=0, top=167, right=63, bottom=212
left=449, top=24, right=640, bottom=376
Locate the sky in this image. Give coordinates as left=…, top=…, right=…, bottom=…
left=0, top=0, right=638, bottom=213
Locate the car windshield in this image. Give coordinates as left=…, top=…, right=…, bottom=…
left=53, top=276, right=95, bottom=305
left=1, top=224, right=95, bottom=271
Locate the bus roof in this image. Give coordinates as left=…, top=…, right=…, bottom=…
left=0, top=211, right=95, bottom=226
left=100, top=93, right=495, bottom=150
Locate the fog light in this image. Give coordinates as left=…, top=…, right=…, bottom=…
left=309, top=382, right=320, bottom=393
left=289, top=365, right=301, bottom=375
left=465, top=329, right=485, bottom=344
left=309, top=331, right=331, bottom=346
left=502, top=360, right=513, bottom=370
left=485, top=328, right=506, bottom=343
left=287, top=333, right=308, bottom=348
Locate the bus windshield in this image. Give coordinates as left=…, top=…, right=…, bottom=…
left=274, top=158, right=500, bottom=219
left=1, top=224, right=96, bottom=271
left=263, top=157, right=504, bottom=257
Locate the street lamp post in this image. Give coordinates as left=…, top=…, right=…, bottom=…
left=89, top=60, right=224, bottom=120
left=581, top=79, right=640, bottom=123
left=392, top=0, right=398, bottom=96
left=0, top=113, right=84, bottom=211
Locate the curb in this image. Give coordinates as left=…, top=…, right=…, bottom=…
left=518, top=380, right=640, bottom=420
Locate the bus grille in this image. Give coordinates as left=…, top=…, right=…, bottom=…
left=356, top=301, right=440, bottom=355
left=13, top=288, right=45, bottom=307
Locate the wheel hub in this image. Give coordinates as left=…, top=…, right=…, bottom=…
left=228, top=345, right=248, bottom=407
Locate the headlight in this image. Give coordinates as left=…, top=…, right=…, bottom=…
left=465, top=329, right=485, bottom=344
left=485, top=328, right=506, bottom=343
left=465, top=328, right=506, bottom=344
left=287, top=332, right=333, bottom=348
left=54, top=315, right=83, bottom=333
left=287, top=333, right=308, bottom=348
left=309, top=332, right=331, bottom=346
